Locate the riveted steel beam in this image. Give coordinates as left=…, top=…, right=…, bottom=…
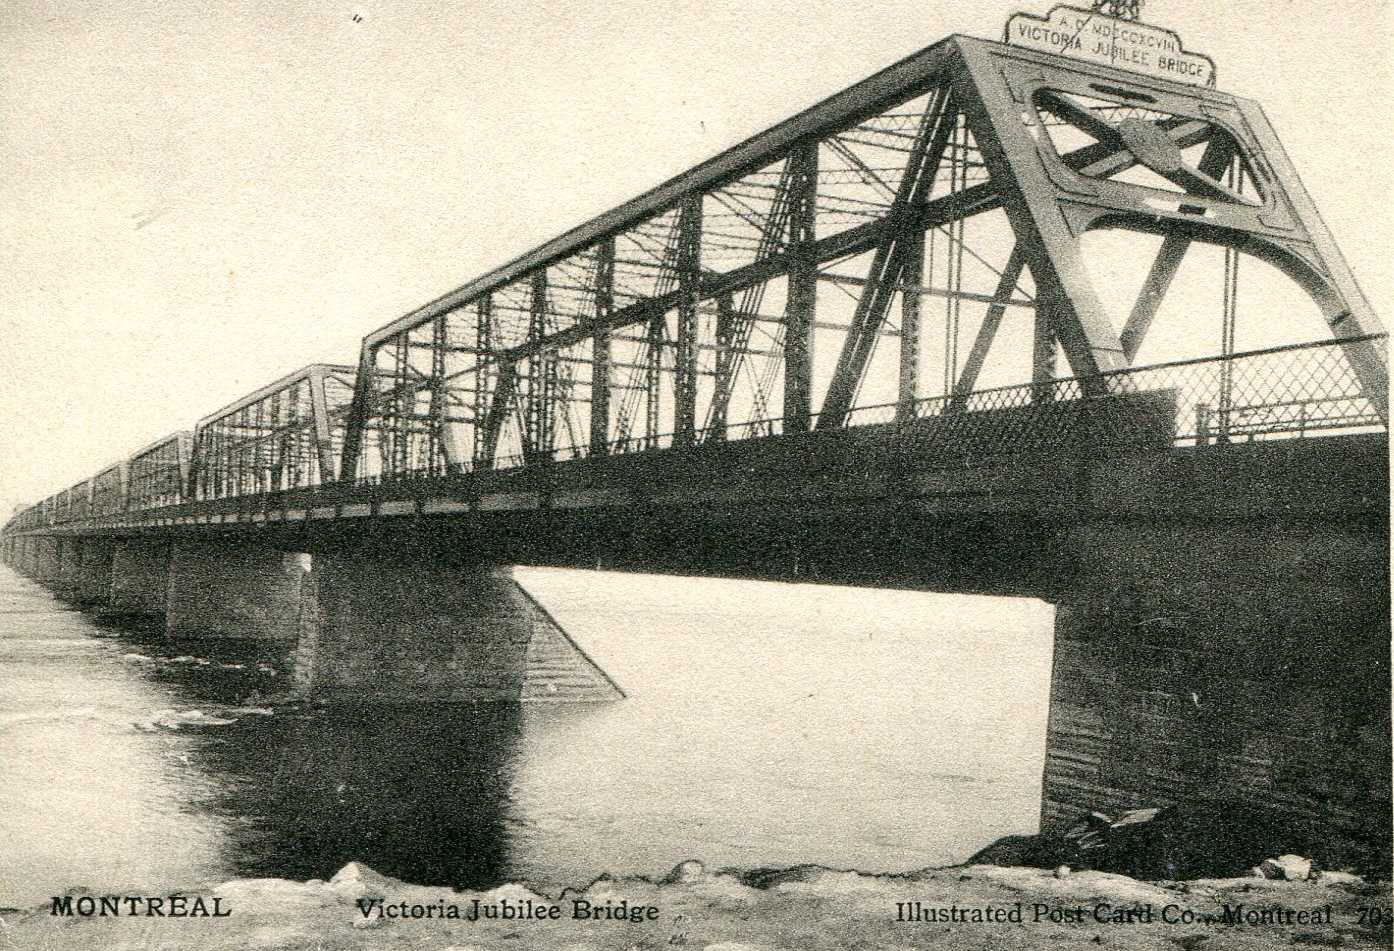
left=817, top=85, right=958, bottom=430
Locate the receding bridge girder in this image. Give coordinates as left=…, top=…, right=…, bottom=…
left=323, top=33, right=1385, bottom=478
left=2, top=32, right=1387, bottom=534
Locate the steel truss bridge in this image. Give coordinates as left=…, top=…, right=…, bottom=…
left=3, top=34, right=1387, bottom=539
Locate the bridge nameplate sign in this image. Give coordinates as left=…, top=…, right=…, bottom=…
left=1006, top=5, right=1216, bottom=86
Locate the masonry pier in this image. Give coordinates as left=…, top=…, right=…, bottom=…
left=7, top=535, right=65, bottom=587
left=1044, top=515, right=1391, bottom=865
left=53, top=537, right=83, bottom=598
left=1, top=531, right=622, bottom=702
left=165, top=539, right=307, bottom=639
left=23, top=538, right=57, bottom=581
left=108, top=539, right=171, bottom=617
left=74, top=539, right=115, bottom=606
left=293, top=547, right=622, bottom=703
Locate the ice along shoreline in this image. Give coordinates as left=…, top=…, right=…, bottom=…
left=5, top=856, right=1390, bottom=951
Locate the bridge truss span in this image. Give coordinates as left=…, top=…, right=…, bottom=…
left=1, top=33, right=1388, bottom=536
left=335, top=34, right=1387, bottom=488
left=189, top=363, right=358, bottom=501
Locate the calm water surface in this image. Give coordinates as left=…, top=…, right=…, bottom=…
left=0, top=564, right=1052, bottom=907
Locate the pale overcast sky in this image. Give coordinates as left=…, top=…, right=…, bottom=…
left=2, top=0, right=1390, bottom=513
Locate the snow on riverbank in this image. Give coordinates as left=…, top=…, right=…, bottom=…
left=3, top=859, right=1389, bottom=950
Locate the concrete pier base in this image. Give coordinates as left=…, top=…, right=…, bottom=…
left=108, top=539, right=171, bottom=616
left=294, top=553, right=622, bottom=703
left=166, top=540, right=307, bottom=639
left=51, top=538, right=83, bottom=596
left=74, top=539, right=115, bottom=606
left=8, top=538, right=32, bottom=576
left=1042, top=518, right=1390, bottom=866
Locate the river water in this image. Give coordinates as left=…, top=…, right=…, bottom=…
left=0, top=564, right=1053, bottom=908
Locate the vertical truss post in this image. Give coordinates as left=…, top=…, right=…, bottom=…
left=942, top=116, right=967, bottom=399
left=427, top=315, right=447, bottom=473
left=290, top=390, right=302, bottom=489
left=817, top=86, right=957, bottom=430
left=644, top=317, right=662, bottom=447
left=201, top=432, right=213, bottom=499
left=216, top=427, right=227, bottom=497
left=232, top=421, right=243, bottom=493
left=480, top=363, right=515, bottom=469
left=238, top=411, right=250, bottom=494
left=177, top=432, right=193, bottom=504
left=231, top=421, right=242, bottom=493
left=247, top=407, right=259, bottom=494
left=1219, top=215, right=1241, bottom=442
left=308, top=366, right=336, bottom=483
left=285, top=389, right=299, bottom=488
left=270, top=390, right=284, bottom=490
left=338, top=343, right=374, bottom=483
left=226, top=416, right=239, bottom=497
left=218, top=423, right=228, bottom=497
left=674, top=194, right=703, bottom=448
left=473, top=295, right=493, bottom=469
left=710, top=293, right=736, bottom=441
left=784, top=141, right=818, bottom=434
left=525, top=270, right=552, bottom=463
left=286, top=383, right=302, bottom=488
left=1032, top=303, right=1057, bottom=403
left=186, top=428, right=205, bottom=501
left=254, top=400, right=269, bottom=493
left=897, top=233, right=924, bottom=422
left=189, top=430, right=204, bottom=499
left=591, top=240, right=614, bottom=456
left=390, top=334, right=411, bottom=476
left=234, top=411, right=247, bottom=496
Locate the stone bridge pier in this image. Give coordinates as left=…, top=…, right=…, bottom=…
left=1043, top=515, right=1390, bottom=867
left=138, top=534, right=620, bottom=702
left=165, top=539, right=308, bottom=639
left=293, top=542, right=622, bottom=703
left=74, top=538, right=115, bottom=606
left=5, top=532, right=622, bottom=703
left=9, top=535, right=67, bottom=585
left=53, top=537, right=83, bottom=595
left=108, top=539, right=172, bottom=616
left=3, top=536, right=32, bottom=575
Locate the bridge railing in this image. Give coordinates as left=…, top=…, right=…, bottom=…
left=854, top=332, right=1389, bottom=448
left=4, top=335, right=1385, bottom=529
left=357, top=333, right=1386, bottom=483
left=1099, top=333, right=1387, bottom=445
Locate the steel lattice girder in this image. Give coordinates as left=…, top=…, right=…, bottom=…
left=127, top=432, right=193, bottom=512
left=189, top=364, right=358, bottom=499
left=2, top=33, right=1387, bottom=535
left=336, top=33, right=1386, bottom=479
left=950, top=38, right=1386, bottom=413
left=90, top=463, right=128, bottom=517
left=338, top=37, right=976, bottom=479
